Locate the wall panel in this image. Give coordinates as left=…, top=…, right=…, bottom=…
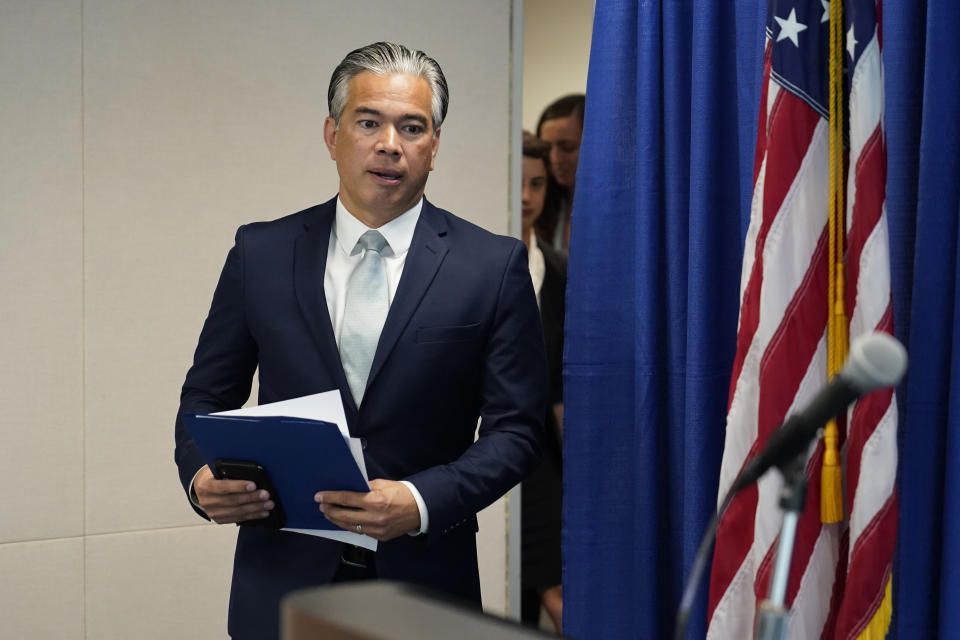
left=0, top=0, right=84, bottom=544
left=0, top=538, right=84, bottom=640
left=85, top=526, right=236, bottom=640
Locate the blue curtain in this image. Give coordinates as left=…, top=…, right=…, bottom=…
left=563, top=1, right=960, bottom=639
left=562, top=2, right=764, bottom=638
left=886, top=1, right=960, bottom=637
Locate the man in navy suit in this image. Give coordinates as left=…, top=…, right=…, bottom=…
left=174, top=42, right=545, bottom=639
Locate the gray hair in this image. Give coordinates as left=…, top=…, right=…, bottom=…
left=328, top=42, right=449, bottom=133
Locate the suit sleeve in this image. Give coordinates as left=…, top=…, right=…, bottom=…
left=174, top=226, right=259, bottom=517
left=407, top=240, right=546, bottom=538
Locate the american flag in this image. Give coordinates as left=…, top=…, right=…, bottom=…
left=707, top=1, right=897, bottom=638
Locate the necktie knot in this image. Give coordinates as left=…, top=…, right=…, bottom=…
left=354, top=230, right=389, bottom=255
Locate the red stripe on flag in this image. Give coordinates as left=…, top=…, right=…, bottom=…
left=760, top=95, right=823, bottom=221
left=844, top=126, right=885, bottom=316
left=727, top=92, right=821, bottom=409
left=834, top=495, right=898, bottom=639
left=756, top=226, right=829, bottom=436
left=708, top=482, right=759, bottom=618
left=754, top=527, right=775, bottom=603
left=844, top=386, right=893, bottom=512
left=753, top=43, right=773, bottom=186
left=842, top=307, right=894, bottom=508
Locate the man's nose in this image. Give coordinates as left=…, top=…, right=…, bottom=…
left=375, top=126, right=400, bottom=154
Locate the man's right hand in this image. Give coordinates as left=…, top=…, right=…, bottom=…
left=194, top=466, right=274, bottom=524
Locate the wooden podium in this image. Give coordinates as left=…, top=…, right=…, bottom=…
left=281, top=581, right=563, bottom=640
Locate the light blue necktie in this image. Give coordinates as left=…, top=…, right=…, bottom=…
left=340, top=230, right=391, bottom=405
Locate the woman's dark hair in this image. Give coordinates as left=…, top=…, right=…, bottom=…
left=522, top=131, right=563, bottom=245
left=523, top=129, right=551, bottom=161
left=535, top=93, right=586, bottom=137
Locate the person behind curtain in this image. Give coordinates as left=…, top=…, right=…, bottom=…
left=519, top=131, right=566, bottom=633
left=535, top=94, right=585, bottom=253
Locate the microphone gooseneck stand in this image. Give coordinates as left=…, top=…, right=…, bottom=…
left=753, top=454, right=807, bottom=640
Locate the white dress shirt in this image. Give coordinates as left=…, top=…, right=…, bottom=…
left=527, top=233, right=546, bottom=308
left=325, top=198, right=419, bottom=346
left=326, top=197, right=429, bottom=535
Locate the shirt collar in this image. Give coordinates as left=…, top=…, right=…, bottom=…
left=334, top=197, right=422, bottom=257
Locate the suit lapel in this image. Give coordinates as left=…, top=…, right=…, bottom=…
left=293, top=199, right=356, bottom=413
left=366, top=199, right=449, bottom=392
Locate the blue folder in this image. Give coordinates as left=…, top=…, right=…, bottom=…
left=183, top=413, right=369, bottom=530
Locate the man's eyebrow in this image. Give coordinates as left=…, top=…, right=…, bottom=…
left=353, top=107, right=383, bottom=117
left=401, top=113, right=429, bottom=126
left=352, top=106, right=428, bottom=126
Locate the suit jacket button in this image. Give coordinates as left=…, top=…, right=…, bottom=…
left=360, top=438, right=368, bottom=450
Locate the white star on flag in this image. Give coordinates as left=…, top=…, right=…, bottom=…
left=847, top=24, right=859, bottom=59
left=775, top=7, right=808, bottom=47
left=821, top=0, right=830, bottom=23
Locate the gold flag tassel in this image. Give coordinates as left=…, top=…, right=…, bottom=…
left=858, top=575, right=894, bottom=640
left=821, top=0, right=847, bottom=524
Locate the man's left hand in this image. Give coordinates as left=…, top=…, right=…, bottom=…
left=315, top=479, right=421, bottom=541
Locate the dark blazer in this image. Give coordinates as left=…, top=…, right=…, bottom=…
left=174, top=197, right=545, bottom=639
left=539, top=242, right=567, bottom=413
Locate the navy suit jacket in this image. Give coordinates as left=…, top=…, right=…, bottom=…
left=174, top=196, right=545, bottom=639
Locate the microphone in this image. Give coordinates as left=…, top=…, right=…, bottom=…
left=732, top=332, right=907, bottom=493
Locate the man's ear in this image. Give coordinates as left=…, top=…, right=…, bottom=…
left=429, top=127, right=441, bottom=171
left=323, top=116, right=338, bottom=160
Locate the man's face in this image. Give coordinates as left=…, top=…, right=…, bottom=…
left=323, top=72, right=440, bottom=226
left=539, top=115, right=582, bottom=190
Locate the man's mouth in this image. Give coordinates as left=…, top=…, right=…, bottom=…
left=369, top=169, right=403, bottom=185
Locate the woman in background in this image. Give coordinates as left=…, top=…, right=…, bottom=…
left=534, top=94, right=585, bottom=253
left=520, top=131, right=566, bottom=634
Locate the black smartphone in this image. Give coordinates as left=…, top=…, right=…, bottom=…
left=213, top=458, right=287, bottom=529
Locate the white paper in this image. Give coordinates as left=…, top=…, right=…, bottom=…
left=283, top=527, right=378, bottom=551
left=216, top=390, right=368, bottom=479
left=214, top=390, right=377, bottom=550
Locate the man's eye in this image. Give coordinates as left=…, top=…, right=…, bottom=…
left=358, top=120, right=377, bottom=129
left=402, top=124, right=425, bottom=135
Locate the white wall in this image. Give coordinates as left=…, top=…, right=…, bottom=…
left=0, top=1, right=518, bottom=637
left=523, top=0, right=594, bottom=131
